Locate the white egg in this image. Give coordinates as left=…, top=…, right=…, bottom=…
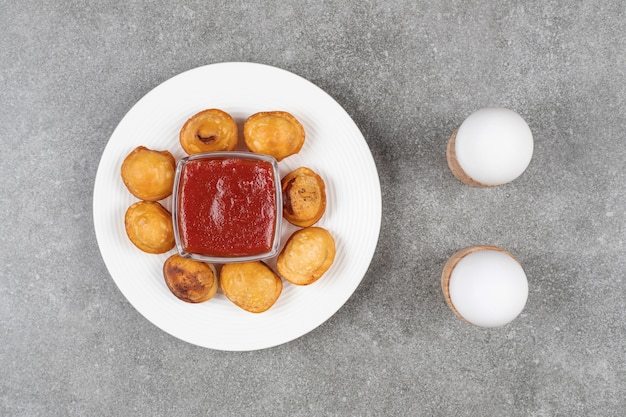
left=448, top=248, right=528, bottom=327
left=454, top=108, right=533, bottom=186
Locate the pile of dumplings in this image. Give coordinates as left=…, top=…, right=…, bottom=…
left=119, top=109, right=336, bottom=313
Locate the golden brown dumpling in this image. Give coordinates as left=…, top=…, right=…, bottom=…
left=179, top=108, right=238, bottom=155
left=121, top=146, right=176, bottom=201
left=124, top=201, right=175, bottom=254
left=220, top=261, right=282, bottom=313
left=243, top=111, right=305, bottom=161
left=282, top=167, right=326, bottom=227
left=276, top=227, right=336, bottom=285
left=163, top=254, right=218, bottom=303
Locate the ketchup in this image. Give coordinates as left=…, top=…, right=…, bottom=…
left=177, top=157, right=277, bottom=257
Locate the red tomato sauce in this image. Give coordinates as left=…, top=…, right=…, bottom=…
left=177, top=157, right=277, bottom=257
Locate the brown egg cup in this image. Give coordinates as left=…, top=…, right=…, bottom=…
left=446, top=129, right=494, bottom=188
left=441, top=245, right=515, bottom=323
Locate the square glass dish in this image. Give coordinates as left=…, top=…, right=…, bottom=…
left=171, top=151, right=283, bottom=263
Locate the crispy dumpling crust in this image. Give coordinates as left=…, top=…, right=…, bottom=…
left=282, top=167, right=326, bottom=227
left=243, top=111, right=305, bottom=161
left=163, top=254, right=218, bottom=303
left=276, top=227, right=336, bottom=285
left=124, top=201, right=175, bottom=254
left=220, top=261, right=282, bottom=313
left=179, top=108, right=238, bottom=155
left=121, top=146, right=176, bottom=201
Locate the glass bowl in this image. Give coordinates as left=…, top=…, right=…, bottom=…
left=172, top=151, right=282, bottom=263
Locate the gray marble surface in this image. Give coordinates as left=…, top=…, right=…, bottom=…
left=1, top=1, right=625, bottom=416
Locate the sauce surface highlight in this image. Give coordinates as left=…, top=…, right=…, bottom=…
left=178, top=157, right=277, bottom=257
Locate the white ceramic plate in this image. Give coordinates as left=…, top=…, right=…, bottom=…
left=93, top=62, right=381, bottom=351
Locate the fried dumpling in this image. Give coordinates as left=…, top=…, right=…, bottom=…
left=124, top=201, right=175, bottom=254
left=220, top=261, right=282, bottom=313
left=179, top=108, right=238, bottom=155
left=163, top=254, right=218, bottom=303
left=121, top=146, right=176, bottom=201
left=276, top=227, right=336, bottom=286
left=282, top=167, right=326, bottom=227
left=243, top=111, right=305, bottom=161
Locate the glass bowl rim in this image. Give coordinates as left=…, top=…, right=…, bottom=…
left=171, top=151, right=283, bottom=263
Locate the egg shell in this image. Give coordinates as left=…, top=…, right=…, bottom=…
left=441, top=246, right=528, bottom=327
left=447, top=108, right=533, bottom=186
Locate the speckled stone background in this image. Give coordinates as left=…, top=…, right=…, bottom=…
left=1, top=1, right=625, bottom=416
